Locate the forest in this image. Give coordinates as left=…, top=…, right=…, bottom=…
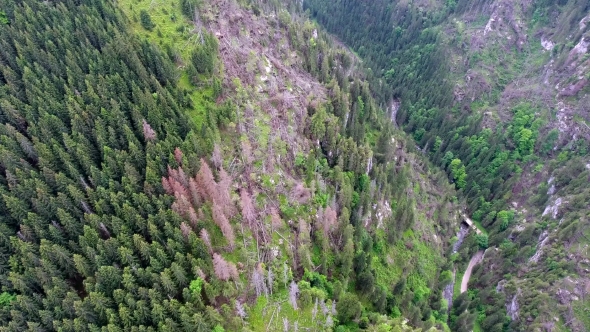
left=0, top=0, right=469, bottom=330
left=1, top=0, right=589, bottom=330
left=305, top=0, right=590, bottom=330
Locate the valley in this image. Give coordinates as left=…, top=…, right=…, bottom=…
left=304, top=0, right=590, bottom=330
left=0, top=0, right=588, bottom=331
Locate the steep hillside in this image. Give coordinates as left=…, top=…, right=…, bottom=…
left=304, top=0, right=590, bottom=330
left=0, top=0, right=469, bottom=331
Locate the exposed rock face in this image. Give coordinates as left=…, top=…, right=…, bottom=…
left=442, top=271, right=455, bottom=312
left=455, top=0, right=590, bottom=149
left=506, top=289, right=521, bottom=321
left=541, top=36, right=555, bottom=51
left=389, top=99, right=400, bottom=126
left=568, top=35, right=590, bottom=60
left=370, top=200, right=392, bottom=229
left=529, top=231, right=549, bottom=263
left=452, top=223, right=470, bottom=253
left=478, top=0, right=530, bottom=49
left=547, top=177, right=556, bottom=195
left=447, top=1, right=590, bottom=327
left=558, top=78, right=588, bottom=97
left=542, top=197, right=563, bottom=219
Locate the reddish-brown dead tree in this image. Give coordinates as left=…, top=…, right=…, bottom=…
left=291, top=183, right=311, bottom=204
left=142, top=119, right=156, bottom=141
left=180, top=222, right=192, bottom=239
left=211, top=143, right=223, bottom=169
left=200, top=228, right=212, bottom=253
left=323, top=206, right=338, bottom=236
left=240, top=189, right=257, bottom=227
left=217, top=167, right=236, bottom=218
left=196, top=159, right=218, bottom=202
left=213, top=253, right=239, bottom=281
left=174, top=147, right=183, bottom=165
left=212, top=203, right=235, bottom=248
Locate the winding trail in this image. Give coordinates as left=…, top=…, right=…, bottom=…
left=460, top=250, right=484, bottom=293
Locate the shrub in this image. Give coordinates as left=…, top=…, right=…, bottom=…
left=0, top=292, right=15, bottom=307
left=140, top=10, right=155, bottom=31
left=337, top=293, right=362, bottom=324
left=180, top=0, right=201, bottom=18
left=476, top=234, right=489, bottom=249
left=0, top=10, right=8, bottom=25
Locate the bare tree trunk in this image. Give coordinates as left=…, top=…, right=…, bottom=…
left=193, top=8, right=204, bottom=45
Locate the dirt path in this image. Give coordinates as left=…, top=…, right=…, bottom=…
left=460, top=250, right=484, bottom=293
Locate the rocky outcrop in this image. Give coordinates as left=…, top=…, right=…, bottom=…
left=529, top=230, right=550, bottom=264
left=542, top=197, right=564, bottom=219
left=506, top=289, right=521, bottom=321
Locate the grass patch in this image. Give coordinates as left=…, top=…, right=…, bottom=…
left=248, top=291, right=320, bottom=331
left=372, top=230, right=443, bottom=307
left=118, top=0, right=215, bottom=128
left=183, top=76, right=213, bottom=127
left=473, top=320, right=483, bottom=332
left=573, top=297, right=590, bottom=330
left=119, top=0, right=195, bottom=60
left=453, top=269, right=464, bottom=298
left=472, top=219, right=487, bottom=235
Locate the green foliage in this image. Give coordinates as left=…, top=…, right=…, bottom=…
left=475, top=234, right=488, bottom=249
left=190, top=278, right=204, bottom=294
left=303, top=270, right=332, bottom=294
left=573, top=298, right=590, bottom=330
left=557, top=150, right=569, bottom=162
left=516, top=128, right=533, bottom=155
left=507, top=103, right=543, bottom=157
left=337, top=293, right=362, bottom=324
left=295, top=153, right=306, bottom=168
left=412, top=282, right=430, bottom=303
left=180, top=0, right=202, bottom=18
left=351, top=191, right=360, bottom=208
left=442, top=151, right=454, bottom=166
left=450, top=292, right=476, bottom=332
left=313, top=191, right=329, bottom=207
left=414, top=128, right=426, bottom=142
left=541, top=129, right=559, bottom=155
left=0, top=293, right=15, bottom=307
left=434, top=136, right=442, bottom=150
left=0, top=0, right=484, bottom=330
left=190, top=33, right=219, bottom=76
left=496, top=210, right=515, bottom=230
left=0, top=10, right=8, bottom=25
left=306, top=152, right=316, bottom=184
left=304, top=0, right=590, bottom=328
left=446, top=0, right=457, bottom=11
left=304, top=0, right=454, bottom=125
left=0, top=0, right=215, bottom=329
left=439, top=270, right=453, bottom=286
left=450, top=158, right=467, bottom=189
left=358, top=173, right=370, bottom=191
left=139, top=9, right=155, bottom=30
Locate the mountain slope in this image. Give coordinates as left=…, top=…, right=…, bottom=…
left=0, top=0, right=469, bottom=331
left=304, top=0, right=590, bottom=330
